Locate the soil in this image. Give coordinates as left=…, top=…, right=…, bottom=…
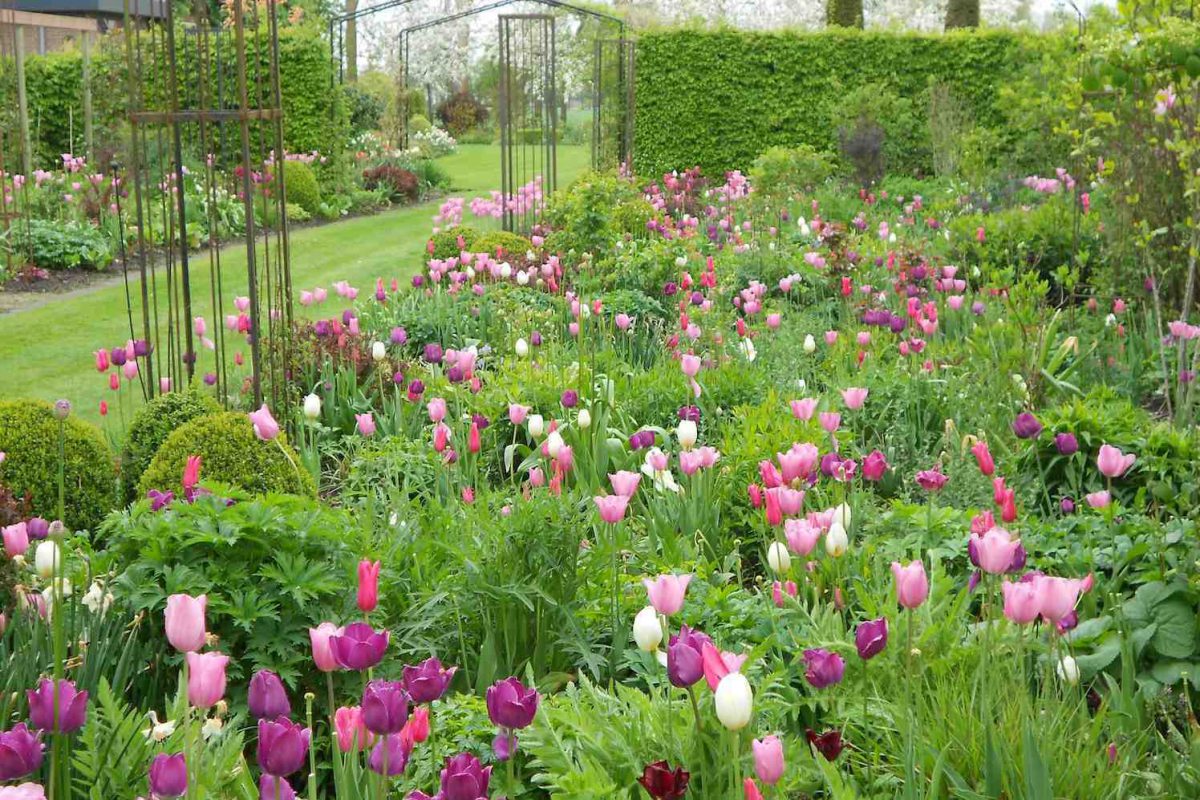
left=0, top=263, right=126, bottom=315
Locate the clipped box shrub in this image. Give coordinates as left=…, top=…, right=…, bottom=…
left=138, top=411, right=316, bottom=499
left=0, top=400, right=116, bottom=531
left=472, top=231, right=533, bottom=259
left=429, top=225, right=480, bottom=260
left=279, top=160, right=322, bottom=214
left=121, top=390, right=222, bottom=503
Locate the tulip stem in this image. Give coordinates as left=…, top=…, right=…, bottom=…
left=327, top=672, right=341, bottom=797
left=306, top=695, right=318, bottom=800
left=687, top=685, right=704, bottom=735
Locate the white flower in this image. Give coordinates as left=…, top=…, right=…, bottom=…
left=633, top=606, right=663, bottom=653
left=675, top=255, right=688, bottom=268
left=803, top=334, right=816, bottom=353
left=714, top=672, right=753, bottom=730
left=499, top=262, right=513, bottom=279
left=1057, top=656, right=1080, bottom=685
left=303, top=393, right=321, bottom=421
left=516, top=271, right=529, bottom=286
left=739, top=338, right=757, bottom=362
left=577, top=409, right=592, bottom=429
left=82, top=581, right=112, bottom=615
left=143, top=711, right=177, bottom=742
left=825, top=522, right=849, bottom=557
left=527, top=414, right=544, bottom=438
left=766, top=541, right=791, bottom=573
left=201, top=716, right=224, bottom=740
left=515, top=338, right=530, bottom=358
left=676, top=420, right=697, bottom=450
left=371, top=341, right=386, bottom=362
left=35, top=541, right=60, bottom=579
left=546, top=430, right=565, bottom=458
left=832, top=502, right=852, bottom=530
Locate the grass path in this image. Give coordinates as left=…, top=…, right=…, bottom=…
left=0, top=144, right=590, bottom=421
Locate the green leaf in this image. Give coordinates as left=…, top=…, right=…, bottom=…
left=1022, top=723, right=1054, bottom=800
left=1150, top=600, right=1197, bottom=659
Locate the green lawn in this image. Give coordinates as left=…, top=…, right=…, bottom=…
left=0, top=144, right=591, bottom=423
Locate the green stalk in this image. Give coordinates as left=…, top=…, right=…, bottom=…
left=306, top=694, right=318, bottom=800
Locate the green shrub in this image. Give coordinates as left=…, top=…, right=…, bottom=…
left=285, top=202, right=311, bottom=223
left=542, top=171, right=643, bottom=255
left=750, top=144, right=837, bottom=197
left=12, top=220, right=114, bottom=271
left=101, top=492, right=356, bottom=686
left=435, top=89, right=488, bottom=136
left=429, top=225, right=480, bottom=259
left=121, top=390, right=222, bottom=503
left=633, top=29, right=1050, bottom=177
left=610, top=199, right=658, bottom=239
left=0, top=400, right=116, bottom=531
left=279, top=160, right=321, bottom=214
left=409, top=114, right=432, bottom=133
left=138, top=412, right=315, bottom=499
left=472, top=231, right=533, bottom=258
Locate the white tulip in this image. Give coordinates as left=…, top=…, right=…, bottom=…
left=371, top=341, right=387, bottom=362
left=303, top=393, right=321, bottom=421
left=633, top=606, right=663, bottom=653
left=35, top=541, right=60, bottom=579
left=714, top=672, right=753, bottom=730
left=527, top=414, right=545, bottom=438
left=832, top=502, right=852, bottom=529
left=499, top=262, right=513, bottom=279
left=516, top=270, right=530, bottom=286
left=767, top=541, right=791, bottom=573
left=577, top=409, right=592, bottom=429
left=825, top=522, right=849, bottom=557
left=740, top=338, right=757, bottom=362
left=465, top=266, right=477, bottom=280
left=1057, top=656, right=1080, bottom=685
left=675, top=255, right=688, bottom=268
left=546, top=430, right=565, bottom=458
left=803, top=334, right=816, bottom=353
left=515, top=338, right=530, bottom=358
left=676, top=420, right=697, bottom=450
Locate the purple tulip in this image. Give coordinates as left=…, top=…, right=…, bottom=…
left=492, top=731, right=516, bottom=761
left=403, top=658, right=457, bottom=703
left=259, top=775, right=296, bottom=800
left=424, top=343, right=444, bottom=364
left=0, top=723, right=43, bottom=780
left=367, top=732, right=412, bottom=776
left=485, top=677, right=539, bottom=730
left=1054, top=433, right=1079, bottom=455
left=1061, top=497, right=1076, bottom=514
left=802, top=649, right=845, bottom=689
left=677, top=405, right=701, bottom=423
left=438, top=753, right=492, bottom=800
left=530, top=331, right=543, bottom=347
left=25, top=518, right=49, bottom=540
left=412, top=274, right=425, bottom=288
left=408, top=379, right=425, bottom=398
left=256, top=718, right=310, bottom=777
left=390, top=327, right=408, bottom=345
left=446, top=365, right=465, bottom=383
left=971, top=301, right=986, bottom=315
left=667, top=625, right=710, bottom=688
left=248, top=670, right=291, bottom=720
left=330, top=622, right=389, bottom=671
left=149, top=753, right=187, bottom=798
left=629, top=430, right=655, bottom=450
left=855, top=618, right=888, bottom=661
left=1012, top=412, right=1043, bottom=440
left=561, top=390, right=578, bottom=409
left=27, top=678, right=88, bottom=733
left=361, top=680, right=409, bottom=735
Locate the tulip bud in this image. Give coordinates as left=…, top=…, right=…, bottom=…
left=515, top=338, right=530, bottom=357
left=35, top=540, right=60, bottom=578
left=577, top=409, right=592, bottom=429
left=371, top=341, right=386, bottom=362
left=803, top=334, right=816, bottom=353
left=714, top=672, right=753, bottom=730
left=527, top=414, right=545, bottom=438
left=824, top=522, right=848, bottom=557
left=831, top=503, right=852, bottom=529
left=1056, top=656, right=1080, bottom=685
left=676, top=420, right=697, bottom=450
left=632, top=606, right=663, bottom=653
left=766, top=541, right=791, bottom=574
left=303, top=394, right=321, bottom=421
left=546, top=431, right=565, bottom=458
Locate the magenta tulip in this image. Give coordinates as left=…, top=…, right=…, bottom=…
left=357, top=560, right=380, bottom=614
left=248, top=670, right=291, bottom=720
left=330, top=623, right=389, bottom=671
left=256, top=718, right=310, bottom=777
left=148, top=753, right=187, bottom=798
left=27, top=679, right=87, bottom=733
left=0, top=723, right=43, bottom=780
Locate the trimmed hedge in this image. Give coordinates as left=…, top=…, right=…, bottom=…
left=632, top=29, right=1041, bottom=178
left=138, top=411, right=316, bottom=499
left=0, top=400, right=116, bottom=531
left=121, top=390, right=222, bottom=503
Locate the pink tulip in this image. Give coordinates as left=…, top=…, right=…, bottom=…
left=0, top=784, right=46, bottom=800
left=766, top=313, right=782, bottom=330
left=357, top=560, right=380, bottom=613
left=784, top=518, right=820, bottom=556
left=193, top=317, right=207, bottom=337
left=1001, top=580, right=1040, bottom=625
left=680, top=354, right=701, bottom=378
left=122, top=360, right=139, bottom=381
left=528, top=467, right=545, bottom=487
left=1035, top=576, right=1082, bottom=623
left=432, top=423, right=451, bottom=452
left=427, top=397, right=447, bottom=423
left=643, top=574, right=691, bottom=615
left=818, top=412, right=841, bottom=433
left=234, top=296, right=250, bottom=312
left=1096, top=444, right=1135, bottom=478
left=790, top=398, right=818, bottom=421
left=701, top=642, right=748, bottom=691
left=334, top=706, right=375, bottom=752
left=306, top=623, right=342, bottom=674
left=165, top=594, right=207, bottom=653
left=824, top=330, right=838, bottom=345
left=976, top=528, right=1021, bottom=574
left=971, top=440, right=995, bottom=476
left=2, top=522, right=29, bottom=558
left=185, top=651, right=229, bottom=708
left=594, top=494, right=630, bottom=524
left=1085, top=490, right=1111, bottom=509
left=841, top=388, right=868, bottom=410
left=94, top=349, right=109, bottom=372
left=615, top=313, right=631, bottom=331
left=248, top=404, right=280, bottom=441
left=508, top=404, right=530, bottom=425
left=891, top=560, right=929, bottom=609
left=356, top=413, right=376, bottom=437
left=771, top=580, right=797, bottom=607
left=556, top=445, right=574, bottom=471
left=752, top=735, right=785, bottom=785
left=609, top=471, right=641, bottom=497
left=777, top=443, right=818, bottom=483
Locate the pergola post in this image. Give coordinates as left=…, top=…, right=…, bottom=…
left=15, top=25, right=32, bottom=176
left=82, top=31, right=94, bottom=160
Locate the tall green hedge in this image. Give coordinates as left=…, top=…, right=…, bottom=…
left=632, top=29, right=1040, bottom=178
left=5, top=23, right=342, bottom=170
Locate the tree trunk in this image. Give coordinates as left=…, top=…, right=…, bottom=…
left=944, top=0, right=980, bottom=29
left=826, top=0, right=863, bottom=28
left=345, top=0, right=358, bottom=82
